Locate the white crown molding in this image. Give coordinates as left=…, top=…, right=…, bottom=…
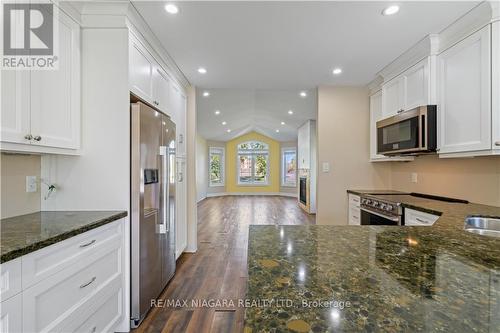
left=367, top=75, right=383, bottom=95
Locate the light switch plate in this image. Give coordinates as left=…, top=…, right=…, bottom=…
left=26, top=176, right=37, bottom=192
left=322, top=162, right=330, bottom=173
left=411, top=172, right=418, bottom=183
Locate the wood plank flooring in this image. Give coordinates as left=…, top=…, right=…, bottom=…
left=134, top=195, right=315, bottom=333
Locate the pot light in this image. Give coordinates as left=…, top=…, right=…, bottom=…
left=281, top=121, right=285, bottom=125
left=214, top=110, right=220, bottom=115
left=332, top=68, right=342, bottom=75
left=221, top=121, right=227, bottom=125
left=203, top=91, right=210, bottom=97
left=227, top=129, right=231, bottom=133
left=288, top=110, right=293, bottom=115
left=382, top=5, right=399, bottom=16
left=165, top=4, right=179, bottom=14
left=299, top=91, right=307, bottom=98
left=197, top=67, right=207, bottom=74
left=275, top=129, right=280, bottom=133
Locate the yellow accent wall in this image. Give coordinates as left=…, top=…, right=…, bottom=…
left=226, top=132, right=280, bottom=193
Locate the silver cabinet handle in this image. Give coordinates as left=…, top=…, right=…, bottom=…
left=79, top=239, right=96, bottom=248
left=24, top=134, right=33, bottom=140
left=178, top=172, right=183, bottom=183
left=415, top=217, right=430, bottom=224
left=80, top=276, right=96, bottom=289
left=33, top=136, right=42, bottom=141
left=495, top=141, right=500, bottom=146
left=397, top=109, right=404, bottom=114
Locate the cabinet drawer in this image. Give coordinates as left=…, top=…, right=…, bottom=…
left=22, top=240, right=122, bottom=333
left=404, top=208, right=440, bottom=226
left=22, top=220, right=122, bottom=288
left=348, top=194, right=360, bottom=208
left=0, top=258, right=22, bottom=301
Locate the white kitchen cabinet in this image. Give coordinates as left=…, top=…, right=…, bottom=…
left=437, top=25, right=491, bottom=154
left=0, top=258, right=22, bottom=302
left=129, top=35, right=154, bottom=102
left=0, top=293, right=22, bottom=333
left=0, top=10, right=81, bottom=153
left=176, top=157, right=187, bottom=258
left=169, top=83, right=187, bottom=157
left=493, top=21, right=500, bottom=152
left=348, top=194, right=361, bottom=225
left=404, top=208, right=439, bottom=226
left=152, top=67, right=170, bottom=113
left=381, top=76, right=404, bottom=118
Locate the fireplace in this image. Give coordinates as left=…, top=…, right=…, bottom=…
left=299, top=177, right=307, bottom=205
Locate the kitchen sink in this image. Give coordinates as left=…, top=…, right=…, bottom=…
left=465, top=216, right=500, bottom=238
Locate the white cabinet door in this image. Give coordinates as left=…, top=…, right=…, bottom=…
left=403, top=58, right=429, bottom=110
left=348, top=194, right=361, bottom=225
left=129, top=36, right=154, bottom=102
left=382, top=77, right=404, bottom=118
left=438, top=25, right=491, bottom=154
left=0, top=70, right=30, bottom=145
left=369, top=91, right=385, bottom=160
left=30, top=12, right=80, bottom=149
left=404, top=208, right=439, bottom=226
left=152, top=67, right=170, bottom=113
left=297, top=122, right=310, bottom=169
left=492, top=22, right=500, bottom=151
left=169, top=84, right=186, bottom=156
left=0, top=293, right=22, bottom=333
left=175, top=157, right=187, bottom=258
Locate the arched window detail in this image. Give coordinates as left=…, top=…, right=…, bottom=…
left=237, top=141, right=269, bottom=185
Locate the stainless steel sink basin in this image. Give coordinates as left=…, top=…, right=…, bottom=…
left=465, top=216, right=500, bottom=238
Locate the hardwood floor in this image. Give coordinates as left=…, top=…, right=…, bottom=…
left=134, top=195, right=315, bottom=333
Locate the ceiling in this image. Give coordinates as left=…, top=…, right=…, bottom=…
left=196, top=89, right=317, bottom=141
left=132, top=1, right=479, bottom=141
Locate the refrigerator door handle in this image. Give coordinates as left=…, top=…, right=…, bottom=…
left=159, top=145, right=168, bottom=234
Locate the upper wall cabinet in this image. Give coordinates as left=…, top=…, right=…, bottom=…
left=381, top=57, right=433, bottom=118
left=493, top=21, right=500, bottom=152
left=437, top=25, right=491, bottom=155
left=0, top=10, right=81, bottom=154
left=129, top=34, right=171, bottom=114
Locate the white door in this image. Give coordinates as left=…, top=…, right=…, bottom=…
left=438, top=25, right=491, bottom=154
left=403, top=58, right=429, bottom=110
left=369, top=91, right=385, bottom=160
left=30, top=11, right=80, bottom=149
left=492, top=22, right=500, bottom=151
left=175, top=157, right=187, bottom=258
left=152, top=67, right=170, bottom=113
left=129, top=36, right=153, bottom=102
left=382, top=77, right=404, bottom=118
left=0, top=294, right=23, bottom=333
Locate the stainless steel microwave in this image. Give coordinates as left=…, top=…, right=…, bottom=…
left=377, top=105, right=437, bottom=155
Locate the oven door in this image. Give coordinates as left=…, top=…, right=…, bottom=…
left=377, top=115, right=419, bottom=155
left=361, top=208, right=399, bottom=226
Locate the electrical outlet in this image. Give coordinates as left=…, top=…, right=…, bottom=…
left=322, top=162, right=330, bottom=173
left=411, top=172, right=418, bottom=183
left=26, top=176, right=37, bottom=193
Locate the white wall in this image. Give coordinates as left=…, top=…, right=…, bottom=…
left=186, top=86, right=198, bottom=253
left=196, top=134, right=208, bottom=202
left=316, top=86, right=391, bottom=225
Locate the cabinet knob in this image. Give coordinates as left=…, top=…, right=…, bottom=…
left=495, top=141, right=500, bottom=146
left=24, top=134, right=33, bottom=140
left=33, top=136, right=42, bottom=141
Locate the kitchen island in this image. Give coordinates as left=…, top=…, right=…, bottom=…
left=244, top=200, right=500, bottom=332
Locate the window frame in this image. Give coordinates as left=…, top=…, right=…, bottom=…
left=281, top=147, right=297, bottom=187
left=209, top=146, right=225, bottom=187
left=237, top=141, right=270, bottom=186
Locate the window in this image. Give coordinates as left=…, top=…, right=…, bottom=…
left=281, top=148, right=297, bottom=187
left=209, top=147, right=225, bottom=187
left=237, top=141, right=269, bottom=185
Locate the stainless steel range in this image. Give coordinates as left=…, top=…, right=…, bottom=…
left=360, top=195, right=403, bottom=225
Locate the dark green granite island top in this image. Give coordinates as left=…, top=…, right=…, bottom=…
left=1, top=211, right=127, bottom=263
left=245, top=195, right=500, bottom=332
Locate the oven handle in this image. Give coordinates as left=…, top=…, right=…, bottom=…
left=361, top=207, right=401, bottom=223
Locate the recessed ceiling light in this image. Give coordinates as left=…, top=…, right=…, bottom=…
left=382, top=5, right=399, bottom=16
left=275, top=129, right=280, bottom=133
left=165, top=4, right=179, bottom=14
left=214, top=110, right=220, bottom=115
left=332, top=68, right=342, bottom=75
left=221, top=121, right=227, bottom=125
left=288, top=110, right=293, bottom=115
left=227, top=129, right=231, bottom=133
left=299, top=91, right=307, bottom=98
left=197, top=67, right=207, bottom=74
left=203, top=91, right=210, bottom=97
left=281, top=121, right=285, bottom=125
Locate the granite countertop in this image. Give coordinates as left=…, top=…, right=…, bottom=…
left=244, top=192, right=500, bottom=332
left=1, top=211, right=127, bottom=263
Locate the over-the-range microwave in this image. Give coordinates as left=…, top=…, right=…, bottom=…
left=377, top=105, right=437, bottom=156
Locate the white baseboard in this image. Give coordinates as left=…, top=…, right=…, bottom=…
left=206, top=192, right=297, bottom=198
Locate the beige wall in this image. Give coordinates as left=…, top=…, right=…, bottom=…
left=316, top=86, right=391, bottom=225
left=196, top=135, right=208, bottom=202
left=1, top=154, right=41, bottom=218
left=390, top=155, right=500, bottom=207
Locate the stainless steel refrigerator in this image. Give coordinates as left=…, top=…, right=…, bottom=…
left=130, top=102, right=176, bottom=327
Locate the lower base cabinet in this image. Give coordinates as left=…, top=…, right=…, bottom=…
left=0, top=293, right=22, bottom=333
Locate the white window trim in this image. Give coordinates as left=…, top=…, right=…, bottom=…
left=209, top=147, right=225, bottom=187
left=236, top=141, right=270, bottom=186
left=281, top=147, right=297, bottom=187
